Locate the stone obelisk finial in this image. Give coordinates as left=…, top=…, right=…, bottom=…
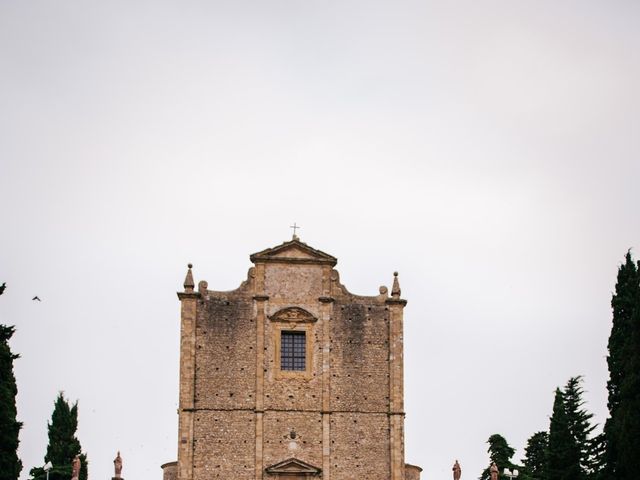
left=391, top=271, right=401, bottom=299
left=184, top=264, right=195, bottom=292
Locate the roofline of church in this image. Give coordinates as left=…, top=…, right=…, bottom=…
left=249, top=238, right=338, bottom=266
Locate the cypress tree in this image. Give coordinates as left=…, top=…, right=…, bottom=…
left=547, top=387, right=581, bottom=480
left=0, top=324, right=22, bottom=480
left=546, top=378, right=600, bottom=480
left=616, top=265, right=640, bottom=480
left=586, top=433, right=606, bottom=480
left=603, top=251, right=640, bottom=480
left=479, top=434, right=519, bottom=480
left=523, top=431, right=548, bottom=480
left=563, top=377, right=596, bottom=478
left=30, top=393, right=88, bottom=480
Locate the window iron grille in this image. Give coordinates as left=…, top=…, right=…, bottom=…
left=281, top=331, right=306, bottom=371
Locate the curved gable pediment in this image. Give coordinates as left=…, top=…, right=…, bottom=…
left=268, top=307, right=317, bottom=323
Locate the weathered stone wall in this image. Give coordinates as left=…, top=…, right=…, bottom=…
left=330, top=412, right=390, bottom=479
left=330, top=301, right=390, bottom=411
left=262, top=411, right=323, bottom=470
left=193, top=410, right=255, bottom=480
left=264, top=264, right=323, bottom=303
left=194, top=294, right=256, bottom=410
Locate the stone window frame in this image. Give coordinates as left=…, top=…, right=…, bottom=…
left=269, top=307, right=316, bottom=380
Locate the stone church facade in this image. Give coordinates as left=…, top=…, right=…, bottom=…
left=165, top=238, right=422, bottom=480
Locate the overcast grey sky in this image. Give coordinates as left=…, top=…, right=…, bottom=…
left=1, top=1, right=639, bottom=479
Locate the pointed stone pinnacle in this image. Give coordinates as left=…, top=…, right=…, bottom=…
left=184, top=263, right=195, bottom=292
left=391, top=271, right=401, bottom=298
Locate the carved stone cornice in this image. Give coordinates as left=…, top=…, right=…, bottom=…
left=385, top=298, right=407, bottom=306
left=177, top=292, right=201, bottom=300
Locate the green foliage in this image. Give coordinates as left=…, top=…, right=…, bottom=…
left=479, top=434, right=520, bottom=480
left=563, top=377, right=596, bottom=477
left=30, top=393, right=88, bottom=480
left=522, top=431, right=548, bottom=480
left=616, top=268, right=640, bottom=479
left=604, top=251, right=640, bottom=480
left=0, top=325, right=23, bottom=480
left=547, top=387, right=580, bottom=480
left=586, top=433, right=606, bottom=480
left=546, top=378, right=601, bottom=480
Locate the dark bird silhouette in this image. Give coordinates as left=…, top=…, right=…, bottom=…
left=32, top=296, right=41, bottom=302
left=0, top=282, right=5, bottom=295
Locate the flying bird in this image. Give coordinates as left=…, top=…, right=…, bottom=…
left=0, top=282, right=5, bottom=295
left=32, top=296, right=41, bottom=302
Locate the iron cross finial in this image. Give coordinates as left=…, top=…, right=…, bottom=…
left=290, top=222, right=300, bottom=240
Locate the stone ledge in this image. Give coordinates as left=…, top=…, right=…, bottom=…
left=385, top=298, right=407, bottom=306
left=177, top=292, right=201, bottom=300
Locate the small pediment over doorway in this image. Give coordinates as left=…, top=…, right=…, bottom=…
left=265, top=458, right=322, bottom=477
